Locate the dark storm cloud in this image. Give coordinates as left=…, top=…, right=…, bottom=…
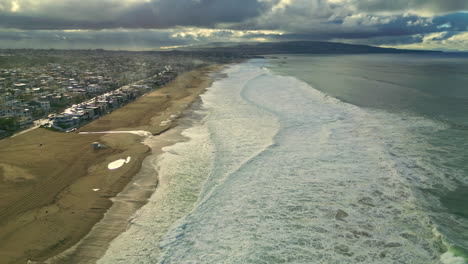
left=124, top=0, right=271, bottom=28
left=0, top=0, right=275, bottom=30
left=0, top=15, right=115, bottom=30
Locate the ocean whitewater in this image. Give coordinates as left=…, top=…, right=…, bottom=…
left=97, top=56, right=468, bottom=264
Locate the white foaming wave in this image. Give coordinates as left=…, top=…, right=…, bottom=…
left=253, top=68, right=441, bottom=262
left=263, top=61, right=466, bottom=198
left=441, top=252, right=467, bottom=264
left=98, top=60, right=451, bottom=264
left=260, top=63, right=468, bottom=263
left=155, top=61, right=441, bottom=263
left=433, top=227, right=468, bottom=264
left=195, top=64, right=280, bottom=204
left=366, top=110, right=464, bottom=189
left=261, top=64, right=349, bottom=108
left=365, top=109, right=468, bottom=264
left=98, top=123, right=215, bottom=263
left=98, top=62, right=280, bottom=264
left=261, top=65, right=467, bottom=262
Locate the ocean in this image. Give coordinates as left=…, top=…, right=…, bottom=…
left=98, top=54, right=468, bottom=264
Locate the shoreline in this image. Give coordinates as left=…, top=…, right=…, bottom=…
left=46, top=127, right=187, bottom=263
left=0, top=64, right=223, bottom=264
left=46, top=81, right=219, bottom=264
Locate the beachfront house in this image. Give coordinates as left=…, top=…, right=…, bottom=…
left=84, top=106, right=100, bottom=119
left=95, top=101, right=109, bottom=114
left=53, top=114, right=80, bottom=129
left=107, top=99, right=119, bottom=109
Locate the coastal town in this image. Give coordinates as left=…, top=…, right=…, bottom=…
left=0, top=49, right=228, bottom=138
left=0, top=47, right=228, bottom=263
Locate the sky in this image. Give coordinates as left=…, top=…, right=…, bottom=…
left=0, top=0, right=467, bottom=51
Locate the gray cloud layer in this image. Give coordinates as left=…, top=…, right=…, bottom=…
left=353, top=0, right=468, bottom=14
left=0, top=0, right=467, bottom=50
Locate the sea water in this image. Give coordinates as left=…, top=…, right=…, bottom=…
left=267, top=54, right=468, bottom=264
left=98, top=55, right=468, bottom=263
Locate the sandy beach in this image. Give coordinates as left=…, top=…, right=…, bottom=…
left=0, top=65, right=221, bottom=264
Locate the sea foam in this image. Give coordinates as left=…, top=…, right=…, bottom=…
left=99, top=60, right=442, bottom=263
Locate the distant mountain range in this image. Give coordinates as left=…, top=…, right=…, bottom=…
left=177, top=41, right=441, bottom=55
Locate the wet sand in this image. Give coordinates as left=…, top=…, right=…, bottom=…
left=0, top=65, right=222, bottom=264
